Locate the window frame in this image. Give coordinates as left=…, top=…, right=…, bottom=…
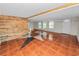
left=49, top=21, right=54, bottom=29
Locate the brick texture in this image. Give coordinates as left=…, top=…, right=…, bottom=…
left=0, top=15, right=29, bottom=42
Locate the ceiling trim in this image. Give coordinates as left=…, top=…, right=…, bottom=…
left=25, top=3, right=78, bottom=19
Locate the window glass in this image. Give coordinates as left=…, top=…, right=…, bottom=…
left=43, top=22, right=47, bottom=29
left=38, top=22, right=42, bottom=28
left=49, top=21, right=54, bottom=28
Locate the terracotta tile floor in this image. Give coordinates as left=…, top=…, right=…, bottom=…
left=0, top=35, right=79, bottom=56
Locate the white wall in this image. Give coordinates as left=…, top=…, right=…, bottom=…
left=71, top=20, right=79, bottom=35
left=32, top=22, right=38, bottom=29
left=54, top=21, right=63, bottom=33
left=32, top=21, right=63, bottom=33
left=62, top=20, right=71, bottom=34
left=32, top=17, right=79, bottom=36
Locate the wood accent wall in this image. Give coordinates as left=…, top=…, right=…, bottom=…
left=0, top=15, right=29, bottom=42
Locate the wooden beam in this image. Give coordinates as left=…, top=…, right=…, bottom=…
left=26, top=3, right=78, bottom=19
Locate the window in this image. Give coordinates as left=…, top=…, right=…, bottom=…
left=38, top=22, right=42, bottom=28
left=38, top=22, right=47, bottom=29
left=43, top=22, right=47, bottom=29
left=49, top=21, right=54, bottom=28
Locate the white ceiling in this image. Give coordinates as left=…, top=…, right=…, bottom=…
left=30, top=4, right=79, bottom=21
left=0, top=3, right=64, bottom=17
left=0, top=3, right=79, bottom=21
